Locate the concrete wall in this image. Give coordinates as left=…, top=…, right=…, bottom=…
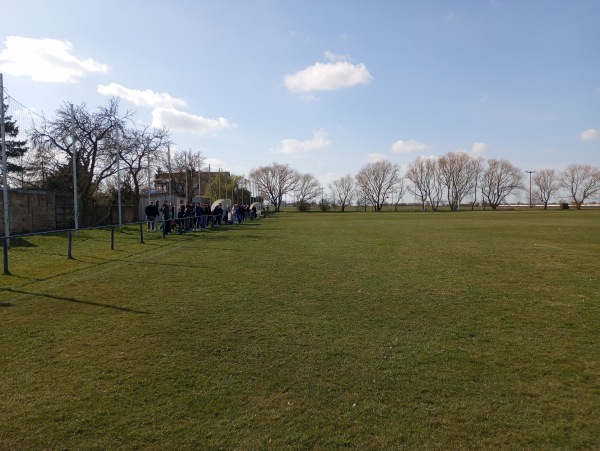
left=0, top=190, right=58, bottom=235
left=1, top=190, right=125, bottom=235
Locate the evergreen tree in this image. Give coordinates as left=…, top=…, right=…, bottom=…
left=1, top=101, right=29, bottom=175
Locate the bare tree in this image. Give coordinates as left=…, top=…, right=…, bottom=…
left=469, top=156, right=485, bottom=210
left=392, top=176, right=407, bottom=211
left=31, top=98, right=132, bottom=220
left=250, top=162, right=299, bottom=211
left=437, top=152, right=479, bottom=211
left=21, top=145, right=59, bottom=190
left=329, top=174, right=355, bottom=212
left=355, top=160, right=400, bottom=211
left=481, top=159, right=524, bottom=209
left=406, top=157, right=433, bottom=211
left=354, top=188, right=369, bottom=211
left=533, top=169, right=560, bottom=209
left=295, top=173, right=321, bottom=211
left=559, top=164, right=600, bottom=209
left=166, top=148, right=205, bottom=199
left=117, top=125, right=171, bottom=214
left=428, top=158, right=444, bottom=211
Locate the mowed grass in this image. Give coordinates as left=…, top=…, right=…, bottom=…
left=1, top=211, right=599, bottom=449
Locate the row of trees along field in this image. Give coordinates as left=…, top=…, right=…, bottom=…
left=2, top=98, right=599, bottom=214
left=251, top=158, right=600, bottom=212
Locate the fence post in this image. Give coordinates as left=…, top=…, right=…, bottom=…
left=67, top=230, right=73, bottom=259
left=140, top=223, right=144, bottom=244
left=111, top=226, right=115, bottom=250
left=2, top=237, right=9, bottom=274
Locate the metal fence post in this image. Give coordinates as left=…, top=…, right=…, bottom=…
left=2, top=237, right=9, bottom=274
left=67, top=230, right=73, bottom=259
left=111, top=226, right=115, bottom=250
left=140, top=223, right=144, bottom=244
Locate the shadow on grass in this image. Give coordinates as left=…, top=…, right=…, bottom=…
left=118, top=258, right=205, bottom=269
left=3, top=221, right=270, bottom=279
left=1, top=287, right=151, bottom=314
left=8, top=237, right=38, bottom=248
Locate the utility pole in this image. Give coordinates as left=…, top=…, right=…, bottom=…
left=525, top=171, right=535, bottom=208
left=116, top=132, right=122, bottom=230
left=70, top=104, right=79, bottom=235
left=1, top=73, right=10, bottom=248
left=208, top=164, right=212, bottom=204
left=185, top=152, right=189, bottom=202
left=198, top=166, right=201, bottom=202
left=147, top=138, right=151, bottom=204
left=167, top=145, right=172, bottom=203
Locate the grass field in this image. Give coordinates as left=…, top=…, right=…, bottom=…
left=1, top=210, right=599, bottom=449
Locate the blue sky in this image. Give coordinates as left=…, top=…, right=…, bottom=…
left=1, top=0, right=599, bottom=188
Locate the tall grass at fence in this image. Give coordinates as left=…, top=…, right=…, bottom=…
left=1, top=210, right=599, bottom=449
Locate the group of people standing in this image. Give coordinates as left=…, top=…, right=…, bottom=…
left=145, top=200, right=258, bottom=235
left=233, top=203, right=257, bottom=223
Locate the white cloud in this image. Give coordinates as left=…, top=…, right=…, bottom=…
left=324, top=51, right=350, bottom=62
left=391, top=139, right=429, bottom=154
left=203, top=157, right=227, bottom=170
left=0, top=36, right=108, bottom=83
left=366, top=153, right=387, bottom=163
left=284, top=52, right=373, bottom=93
left=98, top=83, right=186, bottom=109
left=152, top=108, right=236, bottom=134
left=455, top=142, right=491, bottom=154
left=421, top=154, right=439, bottom=161
left=319, top=172, right=338, bottom=187
left=471, top=142, right=491, bottom=154
left=98, top=82, right=233, bottom=136
left=580, top=128, right=600, bottom=141
left=270, top=129, right=331, bottom=155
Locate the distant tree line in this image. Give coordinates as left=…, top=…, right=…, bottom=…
left=251, top=155, right=600, bottom=211
left=3, top=98, right=599, bottom=215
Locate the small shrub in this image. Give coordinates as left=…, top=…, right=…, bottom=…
left=318, top=199, right=331, bottom=212
left=296, top=201, right=311, bottom=212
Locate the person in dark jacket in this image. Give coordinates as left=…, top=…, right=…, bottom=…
left=177, top=202, right=186, bottom=233
left=213, top=203, right=223, bottom=226
left=145, top=202, right=159, bottom=231
left=200, top=203, right=209, bottom=229
left=161, top=201, right=172, bottom=234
